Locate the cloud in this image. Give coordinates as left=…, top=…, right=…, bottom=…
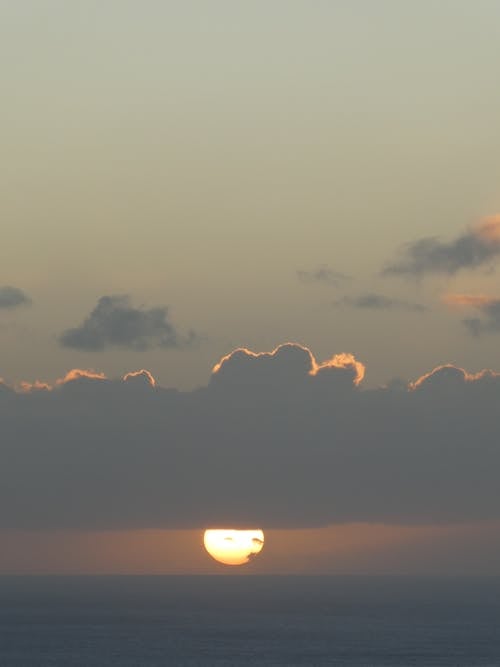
left=123, top=369, right=156, bottom=387
left=211, top=344, right=365, bottom=388
left=59, top=295, right=197, bottom=351
left=18, top=380, right=51, bottom=393
left=1, top=343, right=500, bottom=531
left=409, top=364, right=498, bottom=391
left=443, top=293, right=500, bottom=336
left=383, top=216, right=500, bottom=277
left=57, top=368, right=108, bottom=384
left=297, top=266, right=350, bottom=286
left=0, top=286, right=31, bottom=309
left=333, top=292, right=427, bottom=312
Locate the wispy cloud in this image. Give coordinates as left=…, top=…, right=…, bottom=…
left=0, top=286, right=31, bottom=309
left=383, top=216, right=500, bottom=277
left=297, top=266, right=350, bottom=286
left=59, top=295, right=197, bottom=351
left=333, top=292, right=427, bottom=312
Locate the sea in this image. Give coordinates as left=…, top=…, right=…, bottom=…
left=1, top=576, right=499, bottom=666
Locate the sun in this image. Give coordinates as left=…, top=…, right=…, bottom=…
left=203, top=529, right=265, bottom=566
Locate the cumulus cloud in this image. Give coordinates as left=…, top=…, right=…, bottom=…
left=59, top=295, right=196, bottom=351
left=443, top=293, right=500, bottom=336
left=383, top=216, right=500, bottom=277
left=1, top=344, right=500, bottom=531
left=0, top=286, right=31, bottom=309
left=211, top=344, right=365, bottom=391
left=297, top=266, right=350, bottom=286
left=333, top=292, right=427, bottom=312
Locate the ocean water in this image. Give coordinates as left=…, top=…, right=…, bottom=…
left=0, top=576, right=499, bottom=666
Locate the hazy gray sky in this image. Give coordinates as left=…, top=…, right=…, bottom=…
left=3, top=0, right=500, bottom=390
left=2, top=2, right=500, bottom=573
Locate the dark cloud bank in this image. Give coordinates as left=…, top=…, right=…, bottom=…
left=60, top=295, right=196, bottom=350
left=1, top=344, right=499, bottom=531
left=0, top=286, right=31, bottom=309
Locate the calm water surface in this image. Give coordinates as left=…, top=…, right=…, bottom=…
left=0, top=576, right=499, bottom=666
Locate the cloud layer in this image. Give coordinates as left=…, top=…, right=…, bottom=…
left=0, top=286, right=31, bottom=309
left=383, top=216, right=500, bottom=277
left=1, top=344, right=499, bottom=531
left=59, top=295, right=195, bottom=351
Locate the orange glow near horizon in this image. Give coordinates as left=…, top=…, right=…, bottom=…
left=1, top=522, right=500, bottom=575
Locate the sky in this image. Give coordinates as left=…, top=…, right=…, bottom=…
left=2, top=1, right=500, bottom=574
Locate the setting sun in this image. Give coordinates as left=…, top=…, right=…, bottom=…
left=203, top=529, right=264, bottom=566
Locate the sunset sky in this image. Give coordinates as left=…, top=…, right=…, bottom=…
left=2, top=1, right=500, bottom=574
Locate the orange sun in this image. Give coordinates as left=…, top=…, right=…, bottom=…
left=203, top=529, right=265, bottom=565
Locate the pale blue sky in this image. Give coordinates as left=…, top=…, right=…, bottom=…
left=2, top=0, right=500, bottom=388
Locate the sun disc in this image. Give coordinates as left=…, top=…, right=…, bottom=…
left=203, top=529, right=264, bottom=565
